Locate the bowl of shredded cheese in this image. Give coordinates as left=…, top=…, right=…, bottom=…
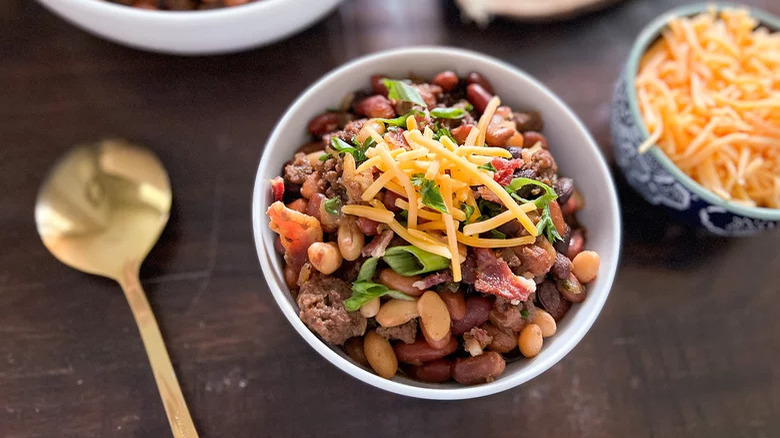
left=611, top=3, right=779, bottom=235
left=252, top=47, right=620, bottom=399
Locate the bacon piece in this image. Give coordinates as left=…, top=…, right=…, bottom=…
left=412, top=271, right=453, bottom=290
left=267, top=201, right=323, bottom=274
left=491, top=158, right=523, bottom=186
left=270, top=176, right=285, bottom=202
left=361, top=230, right=394, bottom=258
left=474, top=248, right=536, bottom=303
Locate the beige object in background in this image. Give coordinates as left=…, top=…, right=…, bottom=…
left=457, top=0, right=622, bottom=24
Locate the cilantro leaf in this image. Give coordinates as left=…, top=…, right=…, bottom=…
left=430, top=107, right=468, bottom=119
left=330, top=136, right=371, bottom=164
left=410, top=174, right=448, bottom=214
left=537, top=203, right=563, bottom=244
left=490, top=229, right=507, bottom=239
left=324, top=197, right=341, bottom=216
left=377, top=110, right=422, bottom=127
left=462, top=204, right=475, bottom=223
left=477, top=199, right=503, bottom=218
left=520, top=309, right=530, bottom=319
left=434, top=127, right=454, bottom=142
left=382, top=79, right=427, bottom=107
left=505, top=177, right=558, bottom=208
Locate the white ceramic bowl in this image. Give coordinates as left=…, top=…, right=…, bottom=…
left=252, top=47, right=621, bottom=399
left=36, top=0, right=343, bottom=55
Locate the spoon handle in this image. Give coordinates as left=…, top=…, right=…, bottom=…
left=119, top=262, right=199, bottom=438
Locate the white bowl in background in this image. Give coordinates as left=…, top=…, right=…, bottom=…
left=36, top=0, right=343, bottom=55
left=252, top=47, right=621, bottom=399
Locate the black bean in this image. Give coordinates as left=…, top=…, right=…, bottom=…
left=554, top=177, right=574, bottom=205
left=536, top=281, right=571, bottom=321
left=550, top=252, right=572, bottom=280
left=507, top=147, right=524, bottom=160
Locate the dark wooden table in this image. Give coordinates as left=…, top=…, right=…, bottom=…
left=2, top=0, right=779, bottom=437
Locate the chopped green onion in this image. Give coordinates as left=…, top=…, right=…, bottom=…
left=383, top=245, right=450, bottom=276
left=430, top=107, right=468, bottom=119
left=383, top=79, right=427, bottom=107
left=376, top=110, right=422, bottom=127
left=318, top=153, right=332, bottom=162
left=478, top=162, right=497, bottom=172
left=490, top=229, right=507, bottom=239
left=520, top=309, right=530, bottom=319
left=324, top=197, right=341, bottom=216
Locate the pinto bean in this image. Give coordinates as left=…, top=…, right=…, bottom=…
left=308, top=112, right=341, bottom=137
left=344, top=336, right=370, bottom=368
left=283, top=265, right=297, bottom=289
left=451, top=124, right=474, bottom=144
left=513, top=111, right=544, bottom=132
left=439, top=290, right=466, bottom=320
left=356, top=119, right=386, bottom=144
left=337, top=217, right=364, bottom=261
left=286, top=198, right=308, bottom=214
left=482, top=323, right=517, bottom=353
left=548, top=201, right=567, bottom=237
left=394, top=337, right=458, bottom=366
left=417, top=291, right=451, bottom=341
left=300, top=172, right=321, bottom=199
left=375, top=299, right=419, bottom=328
left=378, top=269, right=424, bottom=297
left=307, top=242, right=342, bottom=275
left=354, top=95, right=395, bottom=119
left=466, top=83, right=493, bottom=114
left=453, top=352, right=506, bottom=385
left=451, top=295, right=493, bottom=335
left=432, top=71, right=459, bottom=92
left=370, top=75, right=389, bottom=96
left=364, top=331, right=398, bottom=379
left=408, top=358, right=454, bottom=383
left=360, top=297, right=380, bottom=318
left=466, top=72, right=494, bottom=94
left=485, top=117, right=515, bottom=147
left=421, top=322, right=452, bottom=349
left=556, top=272, right=586, bottom=303
left=523, top=131, right=548, bottom=149
left=506, top=132, right=525, bottom=147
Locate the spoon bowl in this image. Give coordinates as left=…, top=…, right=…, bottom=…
left=35, top=139, right=198, bottom=438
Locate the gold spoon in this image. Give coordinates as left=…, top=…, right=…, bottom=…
left=35, top=139, right=198, bottom=438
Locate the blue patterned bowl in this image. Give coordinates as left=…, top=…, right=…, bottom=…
left=611, top=3, right=780, bottom=236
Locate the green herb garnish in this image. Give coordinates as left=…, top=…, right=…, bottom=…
left=504, top=177, right=561, bottom=243
left=377, top=110, right=422, bottom=127
left=477, top=199, right=503, bottom=219
left=521, top=309, right=530, bottom=319
left=433, top=127, right=454, bottom=142
left=382, top=79, right=427, bottom=107
left=318, top=153, right=332, bottom=162
left=344, top=258, right=413, bottom=312
left=490, top=229, right=507, bottom=239
left=410, top=173, right=448, bottom=214
left=478, top=162, right=497, bottom=172
left=537, top=204, right=563, bottom=243
left=383, top=246, right=450, bottom=276
left=430, top=107, right=468, bottom=119
left=462, top=204, right=475, bottom=223
left=324, top=197, right=341, bottom=216
left=330, top=136, right=370, bottom=164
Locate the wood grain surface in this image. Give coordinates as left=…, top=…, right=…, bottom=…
left=1, top=0, right=779, bottom=437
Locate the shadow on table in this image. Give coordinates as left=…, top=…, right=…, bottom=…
left=613, top=167, right=732, bottom=270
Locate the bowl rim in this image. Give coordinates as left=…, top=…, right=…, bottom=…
left=69, top=0, right=293, bottom=20
left=623, top=2, right=780, bottom=220
left=252, top=46, right=621, bottom=399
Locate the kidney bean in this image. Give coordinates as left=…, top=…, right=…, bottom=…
left=567, top=229, right=584, bottom=260
left=408, top=358, right=454, bottom=383
left=394, top=337, right=458, bottom=366
left=357, top=217, right=380, bottom=235
left=354, top=95, right=395, bottom=119
left=451, top=124, right=474, bottom=144
left=383, top=190, right=402, bottom=212
left=344, top=336, right=370, bottom=368
left=439, top=290, right=466, bottom=320
left=273, top=235, right=285, bottom=255
left=557, top=272, right=586, bottom=303
left=421, top=322, right=452, bottom=350
left=554, top=177, right=574, bottom=206
left=370, top=75, right=388, bottom=96
left=513, top=111, right=544, bottom=132
left=364, top=331, right=398, bottom=379
left=307, top=112, right=341, bottom=137
left=283, top=265, right=297, bottom=289
left=378, top=269, right=425, bottom=297
left=548, top=201, right=567, bottom=237
left=451, top=295, right=493, bottom=335
left=482, top=323, right=517, bottom=353
left=537, top=281, right=571, bottom=321
left=453, top=352, right=506, bottom=385
left=300, top=172, right=321, bottom=199
left=432, top=71, right=459, bottom=92
left=550, top=252, right=572, bottom=280
left=466, top=72, right=494, bottom=94
left=466, top=84, right=493, bottom=114
left=523, top=131, right=548, bottom=149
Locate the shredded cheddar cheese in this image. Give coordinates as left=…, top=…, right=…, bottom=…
left=636, top=8, right=780, bottom=208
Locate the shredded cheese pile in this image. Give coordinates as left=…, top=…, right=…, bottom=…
left=341, top=96, right=541, bottom=282
left=635, top=8, right=780, bottom=208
